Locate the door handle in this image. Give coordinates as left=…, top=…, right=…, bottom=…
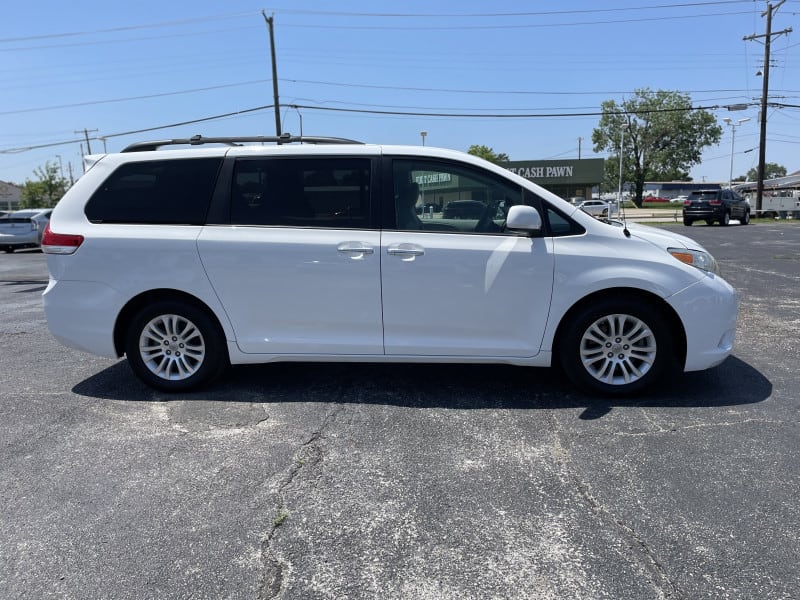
left=387, top=244, right=425, bottom=258
left=337, top=242, right=374, bottom=256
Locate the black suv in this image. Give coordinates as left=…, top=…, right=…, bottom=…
left=683, top=189, right=750, bottom=226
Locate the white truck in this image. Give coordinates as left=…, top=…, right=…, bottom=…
left=750, top=192, right=800, bottom=219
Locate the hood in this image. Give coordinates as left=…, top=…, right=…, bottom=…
left=613, top=221, right=708, bottom=252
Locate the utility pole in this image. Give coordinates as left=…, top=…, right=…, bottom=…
left=262, top=11, right=282, bottom=141
left=75, top=128, right=98, bottom=155
left=743, top=1, right=792, bottom=212
left=577, top=137, right=582, bottom=160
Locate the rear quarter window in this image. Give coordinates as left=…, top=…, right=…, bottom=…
left=85, top=158, right=222, bottom=224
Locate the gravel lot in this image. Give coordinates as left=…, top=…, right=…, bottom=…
left=1, top=222, right=798, bottom=599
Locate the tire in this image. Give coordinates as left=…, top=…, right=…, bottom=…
left=4, top=247, right=14, bottom=253
left=558, top=298, right=675, bottom=396
left=742, top=210, right=750, bottom=225
left=705, top=220, right=714, bottom=226
left=683, top=218, right=693, bottom=226
left=720, top=211, right=730, bottom=226
left=125, top=300, right=228, bottom=392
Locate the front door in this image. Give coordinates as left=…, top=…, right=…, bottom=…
left=381, top=158, right=555, bottom=358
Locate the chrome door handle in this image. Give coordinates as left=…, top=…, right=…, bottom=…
left=387, top=244, right=425, bottom=258
left=387, top=248, right=424, bottom=256
left=337, top=242, right=374, bottom=255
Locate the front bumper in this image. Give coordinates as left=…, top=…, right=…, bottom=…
left=668, top=273, right=738, bottom=371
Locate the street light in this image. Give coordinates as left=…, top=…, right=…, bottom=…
left=420, top=131, right=427, bottom=146
left=617, top=122, right=629, bottom=214
left=295, top=106, right=304, bottom=140
left=722, top=117, right=750, bottom=188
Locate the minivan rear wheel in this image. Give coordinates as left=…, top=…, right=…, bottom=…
left=558, top=298, right=674, bottom=396
left=125, top=301, right=227, bottom=392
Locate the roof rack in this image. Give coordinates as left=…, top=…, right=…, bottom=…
left=121, top=133, right=363, bottom=153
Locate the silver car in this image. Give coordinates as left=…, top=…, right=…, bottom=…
left=576, top=200, right=617, bottom=217
left=0, top=209, right=53, bottom=253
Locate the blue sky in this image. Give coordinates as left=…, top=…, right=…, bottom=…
left=2, top=1, right=798, bottom=186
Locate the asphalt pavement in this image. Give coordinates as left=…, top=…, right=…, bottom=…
left=0, top=222, right=798, bottom=599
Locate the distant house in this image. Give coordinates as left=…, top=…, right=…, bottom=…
left=0, top=180, right=22, bottom=211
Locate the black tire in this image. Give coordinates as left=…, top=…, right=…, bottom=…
left=558, top=297, right=675, bottom=396
left=742, top=210, right=750, bottom=225
left=720, top=211, right=730, bottom=226
left=705, top=220, right=714, bottom=226
left=4, top=247, right=14, bottom=253
left=683, top=218, right=693, bottom=226
left=125, top=300, right=228, bottom=392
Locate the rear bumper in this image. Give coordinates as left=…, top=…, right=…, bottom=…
left=42, top=278, right=123, bottom=358
left=0, top=233, right=39, bottom=248
left=683, top=207, right=723, bottom=220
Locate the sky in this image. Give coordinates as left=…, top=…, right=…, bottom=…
left=1, top=0, right=798, bottom=187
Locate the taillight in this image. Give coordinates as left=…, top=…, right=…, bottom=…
left=709, top=200, right=722, bottom=206
left=41, top=223, right=84, bottom=255
left=683, top=200, right=691, bottom=206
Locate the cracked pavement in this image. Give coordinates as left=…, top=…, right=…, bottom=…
left=1, top=223, right=798, bottom=599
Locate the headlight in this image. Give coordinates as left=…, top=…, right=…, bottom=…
left=668, top=248, right=721, bottom=275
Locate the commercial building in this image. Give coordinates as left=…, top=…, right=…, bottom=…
left=504, top=159, right=605, bottom=201
left=0, top=181, right=22, bottom=211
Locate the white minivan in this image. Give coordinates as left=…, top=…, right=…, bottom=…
left=42, top=135, right=737, bottom=395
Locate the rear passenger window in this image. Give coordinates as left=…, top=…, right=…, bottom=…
left=85, top=158, right=222, bottom=224
left=231, top=158, right=371, bottom=228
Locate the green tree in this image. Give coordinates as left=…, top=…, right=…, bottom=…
left=20, top=161, right=68, bottom=208
left=467, top=144, right=510, bottom=165
left=742, top=163, right=786, bottom=181
left=592, top=89, right=722, bottom=206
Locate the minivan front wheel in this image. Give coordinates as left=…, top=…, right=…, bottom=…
left=125, top=301, right=227, bottom=392
left=559, top=299, right=674, bottom=395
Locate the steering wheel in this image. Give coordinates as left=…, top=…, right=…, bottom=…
left=474, top=201, right=502, bottom=233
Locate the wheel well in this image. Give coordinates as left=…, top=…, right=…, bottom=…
left=113, top=289, right=227, bottom=358
left=552, top=288, right=687, bottom=369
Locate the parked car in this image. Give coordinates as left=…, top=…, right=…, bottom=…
left=683, top=189, right=750, bottom=226
left=575, top=200, right=617, bottom=217
left=442, top=200, right=486, bottom=219
left=671, top=195, right=688, bottom=204
left=41, top=135, right=737, bottom=396
left=0, top=208, right=53, bottom=252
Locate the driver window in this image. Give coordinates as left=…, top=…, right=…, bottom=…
left=392, top=159, right=523, bottom=234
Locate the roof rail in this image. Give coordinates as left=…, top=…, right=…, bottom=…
left=121, top=133, right=363, bottom=153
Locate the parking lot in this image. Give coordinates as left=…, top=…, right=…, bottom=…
left=1, top=223, right=798, bottom=599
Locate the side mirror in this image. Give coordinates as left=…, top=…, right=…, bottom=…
left=506, top=205, right=542, bottom=233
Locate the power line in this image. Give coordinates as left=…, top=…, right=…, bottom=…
left=0, top=11, right=258, bottom=43
left=0, top=3, right=756, bottom=51
left=1, top=100, right=766, bottom=155
left=286, top=102, right=754, bottom=118
left=264, top=1, right=753, bottom=18
left=2, top=72, right=783, bottom=117
left=0, top=0, right=754, bottom=44
left=0, top=105, right=274, bottom=154
left=279, top=10, right=754, bottom=31
left=0, top=80, right=272, bottom=116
